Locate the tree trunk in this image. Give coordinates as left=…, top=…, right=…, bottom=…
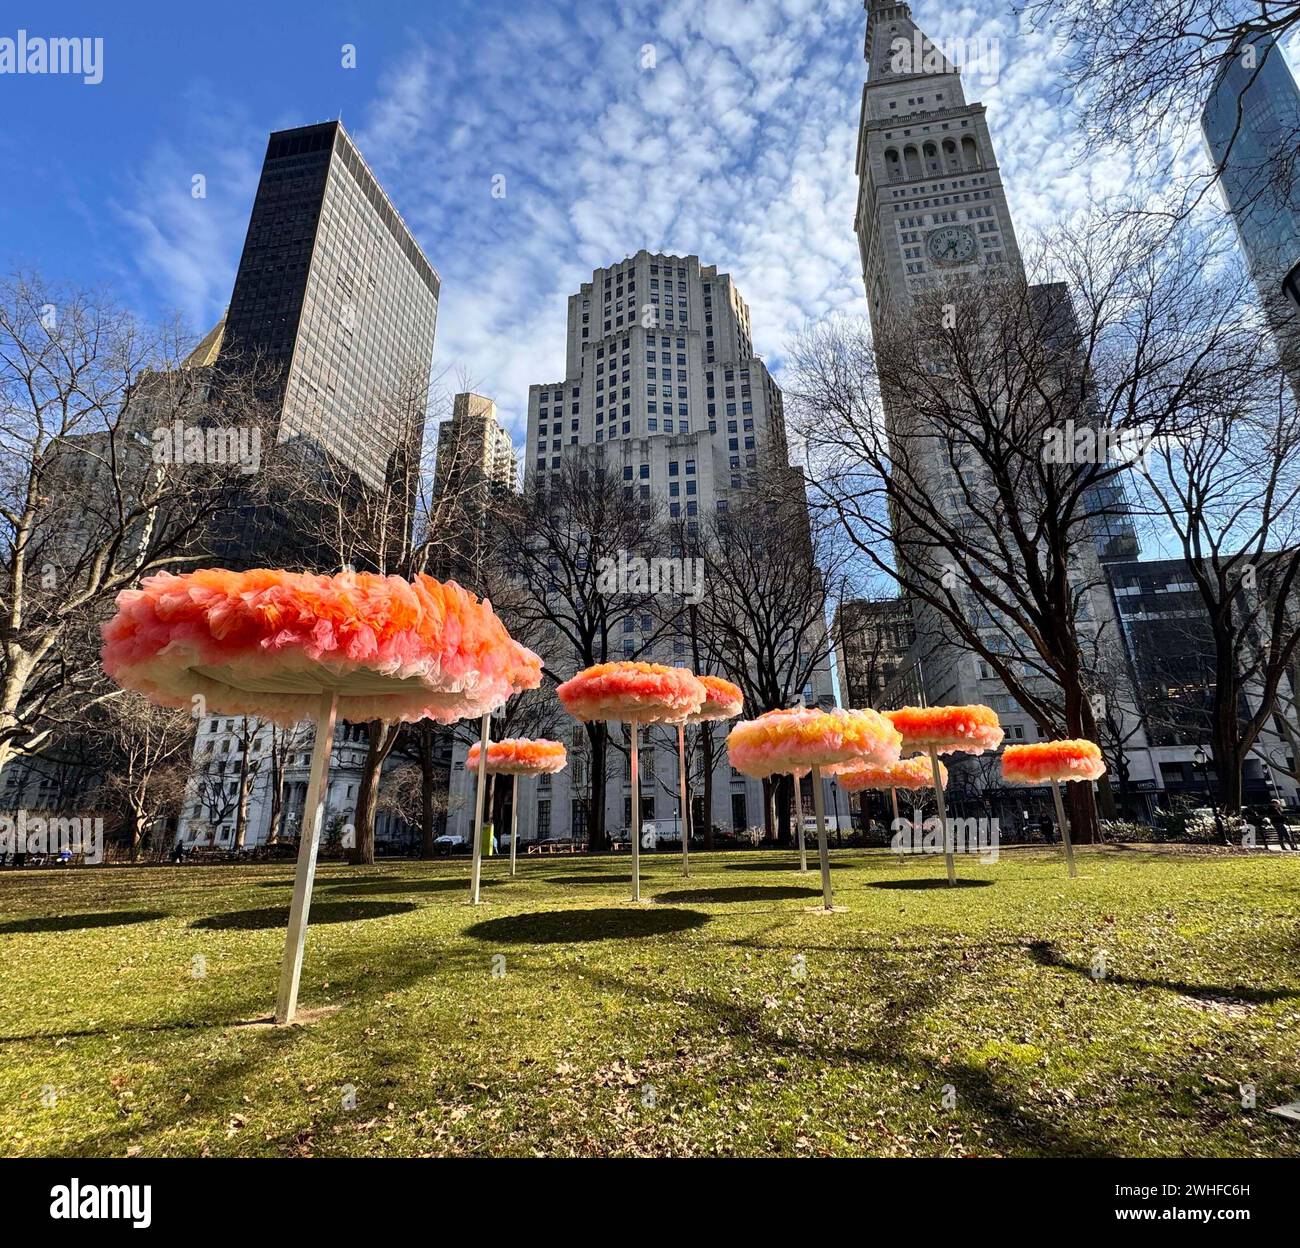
left=585, top=720, right=607, bottom=851
left=699, top=722, right=715, bottom=851
left=351, top=720, right=399, bottom=865
left=1212, top=703, right=1245, bottom=817
left=419, top=724, right=437, bottom=859
left=775, top=774, right=792, bottom=846
left=1068, top=680, right=1103, bottom=844
left=1094, top=772, right=1117, bottom=820
left=233, top=724, right=252, bottom=850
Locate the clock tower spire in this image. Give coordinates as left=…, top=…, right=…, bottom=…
left=854, top=1, right=1022, bottom=330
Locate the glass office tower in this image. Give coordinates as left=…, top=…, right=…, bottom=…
left=1203, top=33, right=1300, bottom=380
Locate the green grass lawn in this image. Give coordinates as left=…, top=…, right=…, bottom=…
left=0, top=845, right=1297, bottom=1157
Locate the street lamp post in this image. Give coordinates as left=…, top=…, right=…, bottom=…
left=1194, top=746, right=1228, bottom=844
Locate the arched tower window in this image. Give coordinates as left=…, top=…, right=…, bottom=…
left=942, top=138, right=961, bottom=173
left=884, top=147, right=902, bottom=181
left=903, top=144, right=922, bottom=179
left=961, top=135, right=981, bottom=170
left=923, top=141, right=940, bottom=174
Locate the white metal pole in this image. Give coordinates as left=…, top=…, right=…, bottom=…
left=891, top=786, right=903, bottom=864
left=1051, top=778, right=1078, bottom=879
left=470, top=713, right=490, bottom=905
left=929, top=745, right=956, bottom=886
left=810, top=764, right=833, bottom=910
left=630, top=719, right=641, bottom=902
left=678, top=722, right=690, bottom=877
left=794, top=772, right=807, bottom=873
left=509, top=773, right=519, bottom=877
left=275, top=690, right=338, bottom=1025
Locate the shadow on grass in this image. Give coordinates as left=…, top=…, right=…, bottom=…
left=542, top=872, right=628, bottom=885
left=868, top=879, right=994, bottom=891
left=724, top=859, right=856, bottom=872
left=654, top=885, right=822, bottom=904
left=571, top=960, right=1112, bottom=1157
left=465, top=907, right=708, bottom=944
left=1027, top=941, right=1300, bottom=1004
left=190, top=901, right=418, bottom=931
left=0, top=910, right=169, bottom=934
left=323, top=879, right=481, bottom=896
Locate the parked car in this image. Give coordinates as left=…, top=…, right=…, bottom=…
left=433, top=833, right=466, bottom=856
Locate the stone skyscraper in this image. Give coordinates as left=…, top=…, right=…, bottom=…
left=444, top=249, right=836, bottom=848
left=524, top=250, right=790, bottom=512
left=852, top=2, right=1140, bottom=749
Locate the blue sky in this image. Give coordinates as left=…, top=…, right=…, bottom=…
left=5, top=0, right=1291, bottom=447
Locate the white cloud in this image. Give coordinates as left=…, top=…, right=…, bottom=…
left=115, top=1, right=1231, bottom=450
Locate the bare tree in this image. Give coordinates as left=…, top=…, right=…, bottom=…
left=93, top=692, right=192, bottom=860
left=786, top=210, right=1259, bottom=841
left=494, top=450, right=664, bottom=850
left=0, top=273, right=276, bottom=776
left=672, top=478, right=845, bottom=844
left=284, top=367, right=505, bottom=864
left=1021, top=1, right=1300, bottom=190
left=1143, top=379, right=1300, bottom=810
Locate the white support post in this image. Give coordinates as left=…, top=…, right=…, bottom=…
left=810, top=764, right=833, bottom=910
left=677, top=722, right=690, bottom=878
left=1051, top=778, right=1078, bottom=879
left=794, top=772, right=808, bottom=873
left=929, top=745, right=956, bottom=886
left=275, top=689, right=338, bottom=1025
left=509, top=773, right=519, bottom=877
left=630, top=719, right=641, bottom=902
left=470, top=713, right=490, bottom=905
left=891, top=786, right=903, bottom=864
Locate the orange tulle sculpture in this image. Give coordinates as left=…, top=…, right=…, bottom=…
left=557, top=661, right=706, bottom=902
left=102, top=568, right=542, bottom=724
left=557, top=661, right=706, bottom=723
left=466, top=738, right=567, bottom=879
left=1001, top=740, right=1106, bottom=785
left=690, top=675, right=744, bottom=723
left=727, top=706, right=901, bottom=777
left=884, top=704, right=1004, bottom=755
left=100, top=567, right=542, bottom=1026
left=466, top=738, right=568, bottom=775
left=727, top=707, right=901, bottom=910
left=881, top=705, right=1001, bottom=887
left=836, top=754, right=947, bottom=794
left=1001, top=740, right=1105, bottom=881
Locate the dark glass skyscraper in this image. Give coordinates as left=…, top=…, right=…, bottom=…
left=1203, top=34, right=1300, bottom=385
left=218, top=120, right=440, bottom=562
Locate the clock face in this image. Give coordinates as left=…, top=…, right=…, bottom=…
left=926, top=225, right=979, bottom=267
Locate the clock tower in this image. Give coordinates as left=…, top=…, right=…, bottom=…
left=854, top=1, right=1023, bottom=335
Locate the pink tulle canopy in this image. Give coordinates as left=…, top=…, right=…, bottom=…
left=557, top=661, right=706, bottom=724
left=835, top=754, right=948, bottom=793
left=466, top=738, right=568, bottom=776
left=101, top=568, right=542, bottom=725
left=689, top=675, right=744, bottom=724
left=727, top=706, right=902, bottom=778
